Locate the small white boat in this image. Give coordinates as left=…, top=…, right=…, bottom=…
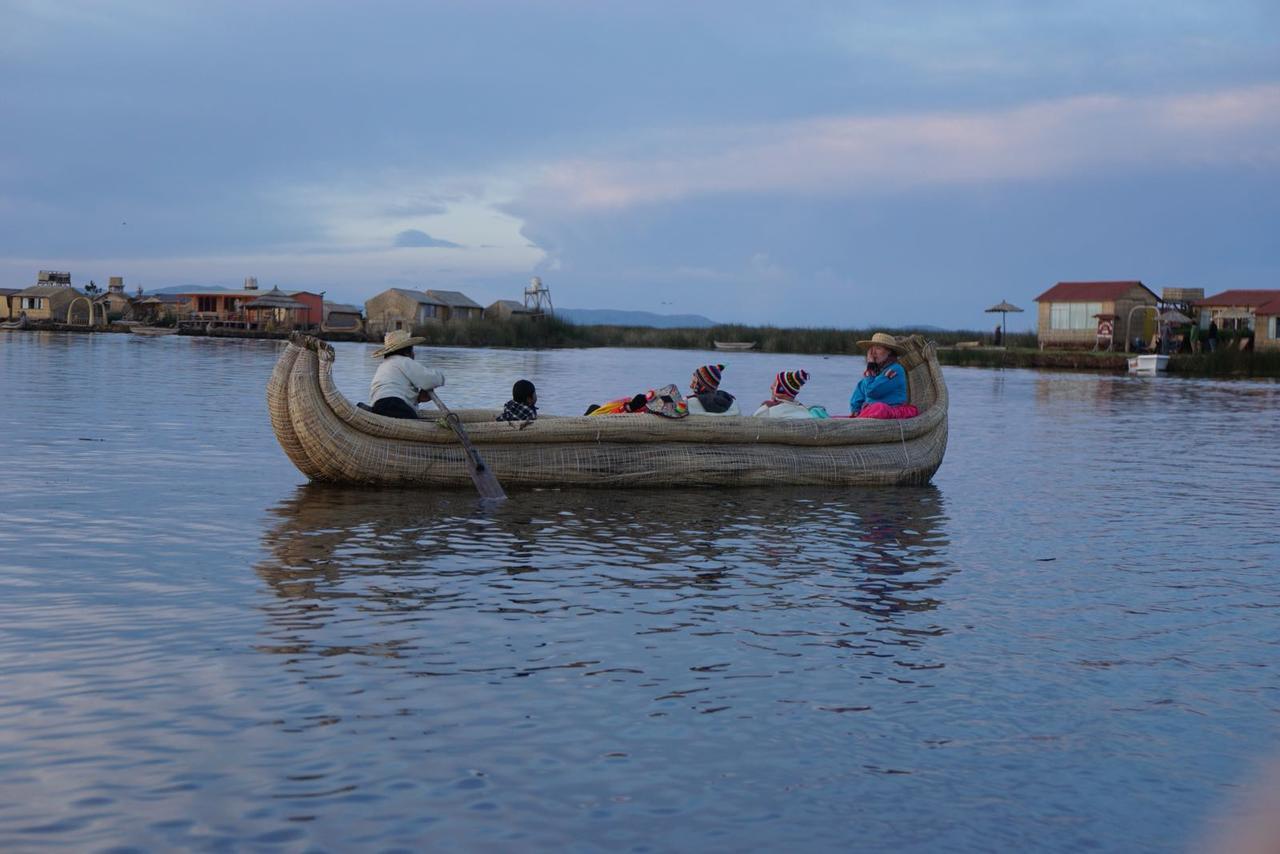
left=129, top=326, right=179, bottom=336
left=1128, top=354, right=1169, bottom=373
left=713, top=341, right=757, bottom=351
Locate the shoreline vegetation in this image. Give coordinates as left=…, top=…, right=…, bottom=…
left=7, top=317, right=1278, bottom=377
left=421, top=319, right=1280, bottom=377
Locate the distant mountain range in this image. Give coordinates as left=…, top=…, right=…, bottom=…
left=555, top=308, right=718, bottom=328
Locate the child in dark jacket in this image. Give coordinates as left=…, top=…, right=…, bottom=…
left=496, top=379, right=538, bottom=422
left=686, top=363, right=741, bottom=416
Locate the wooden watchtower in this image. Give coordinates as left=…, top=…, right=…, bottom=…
left=524, top=276, right=553, bottom=319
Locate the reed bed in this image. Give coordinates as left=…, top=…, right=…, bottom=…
left=407, top=317, right=1036, bottom=354
left=1169, top=348, right=1280, bottom=377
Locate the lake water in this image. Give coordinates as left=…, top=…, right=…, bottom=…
left=1, top=331, right=1277, bottom=852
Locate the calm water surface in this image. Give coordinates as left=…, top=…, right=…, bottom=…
left=1, top=331, right=1277, bottom=851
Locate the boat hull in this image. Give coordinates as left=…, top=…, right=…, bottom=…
left=1128, top=354, right=1169, bottom=373
left=268, top=334, right=949, bottom=488
left=713, top=341, right=756, bottom=351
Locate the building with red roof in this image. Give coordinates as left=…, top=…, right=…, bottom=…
left=171, top=278, right=324, bottom=331
left=1033, top=281, right=1158, bottom=350
left=1203, top=290, right=1274, bottom=350
left=1187, top=290, right=1280, bottom=343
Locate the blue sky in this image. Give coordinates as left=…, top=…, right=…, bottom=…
left=2, top=0, right=1278, bottom=328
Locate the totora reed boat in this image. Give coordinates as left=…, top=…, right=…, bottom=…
left=268, top=333, right=949, bottom=488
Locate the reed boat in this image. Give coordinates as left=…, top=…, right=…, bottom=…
left=0, top=316, right=27, bottom=330
left=268, top=333, right=949, bottom=488
left=129, top=325, right=179, bottom=336
left=713, top=340, right=757, bottom=351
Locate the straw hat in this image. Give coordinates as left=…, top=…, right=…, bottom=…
left=855, top=332, right=908, bottom=354
left=371, top=329, right=426, bottom=358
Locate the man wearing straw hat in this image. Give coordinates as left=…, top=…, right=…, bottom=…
left=850, top=332, right=909, bottom=417
left=367, top=330, right=445, bottom=419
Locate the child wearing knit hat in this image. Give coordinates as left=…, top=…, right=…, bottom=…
left=752, top=369, right=816, bottom=419
left=686, top=363, right=741, bottom=416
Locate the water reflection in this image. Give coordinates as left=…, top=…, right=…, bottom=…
left=254, top=485, right=955, bottom=670
left=8, top=330, right=1280, bottom=851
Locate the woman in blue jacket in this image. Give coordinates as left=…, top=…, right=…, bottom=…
left=850, top=332, right=909, bottom=416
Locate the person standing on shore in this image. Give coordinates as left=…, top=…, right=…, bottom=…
left=1208, top=320, right=1219, bottom=352
left=367, top=330, right=445, bottom=419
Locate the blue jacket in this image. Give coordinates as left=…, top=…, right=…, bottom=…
left=850, top=364, right=907, bottom=414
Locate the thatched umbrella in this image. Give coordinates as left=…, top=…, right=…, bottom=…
left=1154, top=308, right=1195, bottom=354
left=984, top=300, right=1024, bottom=344
left=1158, top=308, right=1192, bottom=325
left=244, top=287, right=308, bottom=329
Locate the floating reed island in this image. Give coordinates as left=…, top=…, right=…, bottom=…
left=267, top=333, right=949, bottom=488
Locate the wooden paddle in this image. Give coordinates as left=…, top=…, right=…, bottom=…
left=427, top=390, right=507, bottom=500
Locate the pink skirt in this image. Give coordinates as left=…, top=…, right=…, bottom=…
left=854, top=402, right=919, bottom=420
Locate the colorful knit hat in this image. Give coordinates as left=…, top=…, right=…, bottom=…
left=691, top=364, right=724, bottom=394
left=772, top=369, right=809, bottom=399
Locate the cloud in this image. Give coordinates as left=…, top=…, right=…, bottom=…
left=511, top=83, right=1280, bottom=214
left=749, top=252, right=786, bottom=279
left=392, top=229, right=463, bottom=249
left=382, top=200, right=450, bottom=217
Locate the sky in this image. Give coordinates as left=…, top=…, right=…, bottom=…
left=2, top=0, right=1279, bottom=329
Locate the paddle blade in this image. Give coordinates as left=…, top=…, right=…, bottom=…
left=428, top=391, right=507, bottom=500
left=459, top=444, right=506, bottom=499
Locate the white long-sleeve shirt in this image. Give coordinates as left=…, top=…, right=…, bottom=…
left=751, top=399, right=813, bottom=419
left=369, top=355, right=445, bottom=407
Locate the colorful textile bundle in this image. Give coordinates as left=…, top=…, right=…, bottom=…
left=587, top=386, right=689, bottom=418
left=588, top=395, right=646, bottom=415
left=647, top=386, right=688, bottom=418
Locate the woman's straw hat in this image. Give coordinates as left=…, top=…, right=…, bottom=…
left=855, top=332, right=908, bottom=353
left=370, top=329, right=426, bottom=358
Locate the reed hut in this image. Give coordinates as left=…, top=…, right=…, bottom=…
left=364, top=288, right=446, bottom=336
left=1034, top=281, right=1158, bottom=351
left=484, top=299, right=532, bottom=321
left=0, top=288, right=18, bottom=320
left=135, top=294, right=185, bottom=324
left=322, top=302, right=364, bottom=333
left=94, top=276, right=135, bottom=321
left=12, top=282, right=85, bottom=322
left=364, top=288, right=483, bottom=335
left=424, top=290, right=483, bottom=321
